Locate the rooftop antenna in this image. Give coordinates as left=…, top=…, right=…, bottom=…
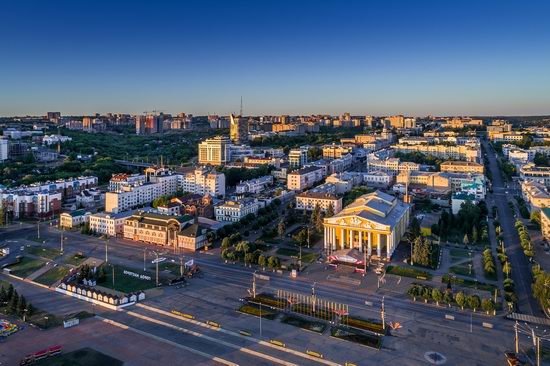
left=240, top=96, right=243, bottom=117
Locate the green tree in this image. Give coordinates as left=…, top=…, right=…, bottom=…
left=17, top=295, right=27, bottom=317
left=315, top=211, right=325, bottom=233
left=443, top=292, right=453, bottom=307
left=8, top=290, right=19, bottom=314
left=311, top=204, right=321, bottom=230
left=472, top=226, right=478, bottom=243
left=467, top=295, right=481, bottom=312
left=258, top=255, right=267, bottom=268
left=407, top=285, right=420, bottom=301
left=481, top=298, right=495, bottom=315
left=463, top=233, right=469, bottom=246
left=422, top=286, right=431, bottom=303
left=26, top=303, right=35, bottom=318
left=503, top=261, right=512, bottom=278
left=244, top=252, right=255, bottom=265
left=412, top=236, right=431, bottom=267
left=432, top=288, right=443, bottom=306
left=293, top=229, right=309, bottom=247
left=278, top=220, right=286, bottom=239
left=409, top=217, right=421, bottom=239
left=0, top=206, right=5, bottom=226
left=0, top=286, right=7, bottom=304
left=326, top=203, right=335, bottom=218
left=455, top=291, right=466, bottom=310
left=221, top=237, right=231, bottom=249
left=267, top=256, right=280, bottom=269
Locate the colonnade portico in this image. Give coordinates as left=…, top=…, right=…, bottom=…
left=323, top=225, right=396, bottom=259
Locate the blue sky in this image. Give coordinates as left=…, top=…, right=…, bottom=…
left=1, top=0, right=549, bottom=116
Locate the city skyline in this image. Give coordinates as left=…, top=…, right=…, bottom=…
left=2, top=0, right=550, bottom=117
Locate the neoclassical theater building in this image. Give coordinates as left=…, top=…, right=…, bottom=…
left=323, top=190, right=411, bottom=259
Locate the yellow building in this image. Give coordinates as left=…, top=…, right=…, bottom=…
left=123, top=211, right=193, bottom=247
left=542, top=208, right=550, bottom=242
left=396, top=171, right=450, bottom=188
left=323, top=190, right=411, bottom=259
left=440, top=160, right=484, bottom=174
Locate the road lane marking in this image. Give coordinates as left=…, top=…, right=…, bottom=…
left=125, top=311, right=298, bottom=366
left=97, top=316, right=238, bottom=366
left=136, top=303, right=341, bottom=366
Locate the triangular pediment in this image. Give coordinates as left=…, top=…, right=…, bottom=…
left=325, top=214, right=388, bottom=231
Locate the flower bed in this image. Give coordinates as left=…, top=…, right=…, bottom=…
left=330, top=327, right=382, bottom=349
left=238, top=304, right=278, bottom=320
left=342, top=316, right=386, bottom=335
left=281, top=314, right=326, bottom=333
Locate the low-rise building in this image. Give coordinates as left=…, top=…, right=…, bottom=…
left=362, top=171, right=394, bottom=188
left=235, top=175, right=274, bottom=194
left=366, top=158, right=420, bottom=176
left=59, top=209, right=91, bottom=229
left=287, top=166, right=325, bottom=191
left=322, top=145, right=353, bottom=159
left=440, top=161, right=484, bottom=174
left=89, top=210, right=139, bottom=237
left=452, top=192, right=477, bottom=214
left=296, top=190, right=342, bottom=214
left=123, top=211, right=194, bottom=247
left=177, top=223, right=209, bottom=251
left=214, top=198, right=265, bottom=222
left=325, top=172, right=363, bottom=194
left=542, top=208, right=550, bottom=242
left=522, top=181, right=550, bottom=212
left=520, top=164, right=550, bottom=187
left=392, top=143, right=480, bottom=162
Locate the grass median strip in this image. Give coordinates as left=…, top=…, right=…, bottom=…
left=27, top=246, right=61, bottom=260
left=238, top=304, right=278, bottom=320
left=281, top=314, right=326, bottom=333
left=6, top=257, right=47, bottom=278
left=386, top=265, right=432, bottom=280
left=330, top=327, right=382, bottom=349
left=34, top=266, right=70, bottom=286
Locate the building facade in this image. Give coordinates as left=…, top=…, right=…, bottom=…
left=198, top=136, right=231, bottom=165
left=296, top=191, right=342, bottom=214
left=323, top=191, right=411, bottom=259
left=287, top=166, right=325, bottom=191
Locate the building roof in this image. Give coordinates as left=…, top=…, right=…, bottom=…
left=329, top=190, right=409, bottom=229
left=296, top=191, right=339, bottom=200
left=541, top=208, right=550, bottom=220
left=179, top=223, right=208, bottom=238
left=290, top=166, right=324, bottom=175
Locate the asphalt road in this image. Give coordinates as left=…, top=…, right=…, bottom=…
left=0, top=221, right=524, bottom=365
left=483, top=139, right=542, bottom=316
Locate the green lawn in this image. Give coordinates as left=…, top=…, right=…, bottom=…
left=442, top=274, right=497, bottom=293
left=6, top=257, right=47, bottom=278
left=449, top=264, right=475, bottom=277
left=150, top=261, right=182, bottom=276
left=100, top=265, right=158, bottom=293
left=449, top=248, right=470, bottom=258
left=386, top=265, right=432, bottom=280
left=64, top=253, right=88, bottom=266
left=34, top=266, right=70, bottom=286
left=301, top=252, right=319, bottom=263
left=27, top=246, right=62, bottom=260
left=35, top=347, right=123, bottom=366
left=276, top=247, right=300, bottom=257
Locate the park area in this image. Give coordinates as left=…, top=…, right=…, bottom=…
left=5, top=257, right=47, bottom=278
left=35, top=266, right=70, bottom=286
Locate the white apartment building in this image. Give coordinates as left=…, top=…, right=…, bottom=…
left=89, top=210, right=138, bottom=237
left=392, top=143, right=480, bottom=162
left=105, top=183, right=162, bottom=213
left=0, top=139, right=8, bottom=162
left=296, top=191, right=342, bottom=214
left=235, top=175, right=274, bottom=194
left=362, top=171, right=394, bottom=188
left=366, top=158, right=420, bottom=176
left=59, top=209, right=91, bottom=229
left=0, top=189, right=62, bottom=218
left=109, top=173, right=146, bottom=192
left=520, top=164, right=550, bottom=187
left=215, top=198, right=265, bottom=222
left=180, top=167, right=226, bottom=197
left=289, top=147, right=309, bottom=167
left=287, top=166, right=325, bottom=191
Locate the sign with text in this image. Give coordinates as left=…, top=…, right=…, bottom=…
left=123, top=269, right=151, bottom=281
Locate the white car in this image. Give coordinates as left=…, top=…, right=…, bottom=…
left=151, top=257, right=167, bottom=264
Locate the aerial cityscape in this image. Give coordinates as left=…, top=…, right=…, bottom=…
left=1, top=1, right=550, bottom=366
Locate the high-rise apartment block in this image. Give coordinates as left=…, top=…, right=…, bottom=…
left=198, top=136, right=231, bottom=165
left=230, top=114, right=248, bottom=144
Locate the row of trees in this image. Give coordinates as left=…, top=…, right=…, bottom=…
left=221, top=239, right=282, bottom=269
left=482, top=248, right=497, bottom=280
left=532, top=265, right=550, bottom=310
left=215, top=199, right=282, bottom=239
left=514, top=196, right=530, bottom=219
left=0, top=284, right=36, bottom=320
left=515, top=220, right=534, bottom=258
left=408, top=217, right=437, bottom=268
left=407, top=284, right=496, bottom=314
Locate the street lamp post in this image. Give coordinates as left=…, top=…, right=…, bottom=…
left=312, top=282, right=317, bottom=313
left=143, top=248, right=146, bottom=271
left=60, top=229, right=64, bottom=254
left=105, top=239, right=109, bottom=263
left=152, top=251, right=159, bottom=286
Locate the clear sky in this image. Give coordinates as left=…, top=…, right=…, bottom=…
left=1, top=0, right=550, bottom=117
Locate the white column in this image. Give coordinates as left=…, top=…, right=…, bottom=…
left=341, top=228, right=345, bottom=249
left=349, top=229, right=353, bottom=248
left=387, top=231, right=394, bottom=259
left=359, top=231, right=363, bottom=252
left=377, top=233, right=382, bottom=257
left=367, top=232, right=372, bottom=256
left=324, top=227, right=328, bottom=249
left=332, top=227, right=336, bottom=250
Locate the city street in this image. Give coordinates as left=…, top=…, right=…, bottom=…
left=483, top=139, right=542, bottom=316
left=0, top=220, right=525, bottom=365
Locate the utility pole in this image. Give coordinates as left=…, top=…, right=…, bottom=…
left=299, top=244, right=302, bottom=271
left=312, top=282, right=317, bottom=313
left=252, top=272, right=257, bottom=298
left=381, top=296, right=385, bottom=330
left=37, top=219, right=40, bottom=239
left=537, top=335, right=540, bottom=366
left=60, top=228, right=64, bottom=253
left=180, top=257, right=184, bottom=277
left=105, top=239, right=108, bottom=263
left=143, top=249, right=146, bottom=271
left=155, top=252, right=159, bottom=286
left=112, top=264, right=115, bottom=286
